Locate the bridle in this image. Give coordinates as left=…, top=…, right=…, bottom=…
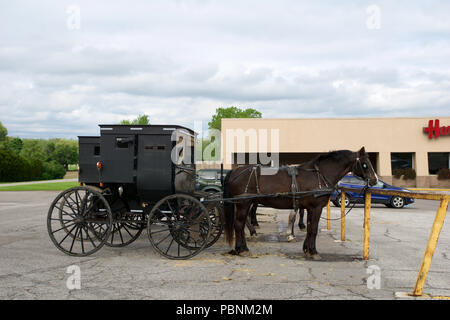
left=351, top=153, right=378, bottom=186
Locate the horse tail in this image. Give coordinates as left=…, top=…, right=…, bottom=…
left=222, top=170, right=235, bottom=247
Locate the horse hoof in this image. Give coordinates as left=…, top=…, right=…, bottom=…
left=239, top=250, right=252, bottom=257
left=305, top=252, right=322, bottom=260
left=228, top=250, right=238, bottom=255
left=286, top=235, right=295, bottom=242
left=299, top=226, right=306, bottom=231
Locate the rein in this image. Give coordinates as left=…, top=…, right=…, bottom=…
left=319, top=153, right=376, bottom=222
left=319, top=185, right=368, bottom=221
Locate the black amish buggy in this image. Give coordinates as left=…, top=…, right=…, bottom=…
left=47, top=124, right=223, bottom=260
left=47, top=123, right=376, bottom=261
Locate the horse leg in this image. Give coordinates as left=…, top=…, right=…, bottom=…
left=246, top=215, right=257, bottom=236
left=286, top=209, right=297, bottom=242
left=298, top=208, right=306, bottom=231
left=250, top=203, right=259, bottom=228
left=303, top=207, right=323, bottom=260
left=233, top=203, right=251, bottom=256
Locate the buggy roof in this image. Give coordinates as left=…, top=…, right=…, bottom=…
left=78, top=124, right=196, bottom=137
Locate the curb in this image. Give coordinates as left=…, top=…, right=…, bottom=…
left=410, top=188, right=450, bottom=192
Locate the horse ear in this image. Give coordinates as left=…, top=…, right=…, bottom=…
left=358, top=147, right=366, bottom=156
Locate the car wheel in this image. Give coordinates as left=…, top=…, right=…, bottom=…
left=337, top=194, right=350, bottom=207
left=390, top=196, right=405, bottom=209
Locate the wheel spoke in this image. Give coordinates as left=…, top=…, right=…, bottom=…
left=83, top=226, right=97, bottom=247
left=50, top=218, right=74, bottom=222
left=154, top=231, right=172, bottom=247
left=122, top=224, right=134, bottom=238
left=58, top=224, right=77, bottom=246
left=51, top=222, right=77, bottom=234
left=117, top=225, right=124, bottom=244
left=165, top=237, right=175, bottom=255
left=80, top=228, right=85, bottom=254
left=74, top=190, right=82, bottom=213
left=111, top=224, right=115, bottom=244
left=69, top=227, right=80, bottom=253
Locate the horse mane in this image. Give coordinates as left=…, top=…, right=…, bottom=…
left=312, top=150, right=354, bottom=165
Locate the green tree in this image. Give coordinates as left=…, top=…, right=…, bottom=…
left=41, top=160, right=66, bottom=180
left=19, top=139, right=46, bottom=161
left=120, top=114, right=150, bottom=125
left=0, top=121, right=7, bottom=142
left=52, top=140, right=78, bottom=170
left=208, top=106, right=262, bottom=130
left=8, top=137, right=23, bottom=154
left=0, top=146, right=42, bottom=182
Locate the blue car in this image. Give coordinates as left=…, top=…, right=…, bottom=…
left=331, top=175, right=414, bottom=209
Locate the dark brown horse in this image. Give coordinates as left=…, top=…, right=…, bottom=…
left=222, top=147, right=377, bottom=260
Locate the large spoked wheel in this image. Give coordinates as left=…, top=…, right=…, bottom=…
left=205, top=203, right=223, bottom=249
left=147, top=194, right=211, bottom=260
left=47, top=187, right=112, bottom=256
left=105, top=198, right=144, bottom=247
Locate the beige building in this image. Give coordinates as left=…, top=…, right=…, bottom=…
left=220, top=117, right=450, bottom=188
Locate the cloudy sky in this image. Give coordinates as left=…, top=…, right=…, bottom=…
left=1, top=0, right=450, bottom=139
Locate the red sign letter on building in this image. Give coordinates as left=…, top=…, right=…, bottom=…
left=424, top=119, right=440, bottom=140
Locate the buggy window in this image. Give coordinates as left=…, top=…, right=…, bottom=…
left=145, top=145, right=166, bottom=151
left=94, top=145, right=100, bottom=156
left=116, top=137, right=131, bottom=148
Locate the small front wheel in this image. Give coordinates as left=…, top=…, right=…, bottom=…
left=147, top=194, right=211, bottom=260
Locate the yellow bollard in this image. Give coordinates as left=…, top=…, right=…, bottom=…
left=411, top=197, right=449, bottom=296
left=341, top=192, right=346, bottom=241
left=363, top=191, right=371, bottom=260
left=327, top=198, right=331, bottom=230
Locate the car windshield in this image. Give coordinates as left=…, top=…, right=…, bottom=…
left=374, top=181, right=384, bottom=188
left=340, top=176, right=366, bottom=186
left=198, top=171, right=218, bottom=180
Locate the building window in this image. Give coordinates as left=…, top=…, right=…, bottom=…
left=391, top=153, right=413, bottom=173
left=428, top=152, right=450, bottom=174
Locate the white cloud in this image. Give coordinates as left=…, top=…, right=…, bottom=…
left=0, top=0, right=450, bottom=138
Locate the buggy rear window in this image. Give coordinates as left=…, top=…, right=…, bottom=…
left=116, top=137, right=132, bottom=148
left=145, top=145, right=166, bottom=151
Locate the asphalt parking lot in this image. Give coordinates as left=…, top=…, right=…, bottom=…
left=0, top=191, right=449, bottom=300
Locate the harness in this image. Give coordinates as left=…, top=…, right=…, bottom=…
left=244, top=165, right=260, bottom=194
left=239, top=162, right=335, bottom=212
left=287, top=166, right=299, bottom=212
left=234, top=152, right=373, bottom=208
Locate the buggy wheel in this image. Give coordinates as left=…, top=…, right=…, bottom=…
left=147, top=194, right=211, bottom=260
left=47, top=187, right=112, bottom=256
left=105, top=198, right=144, bottom=247
left=204, top=203, right=223, bottom=248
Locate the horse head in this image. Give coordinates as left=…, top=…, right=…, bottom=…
left=352, top=147, right=378, bottom=186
